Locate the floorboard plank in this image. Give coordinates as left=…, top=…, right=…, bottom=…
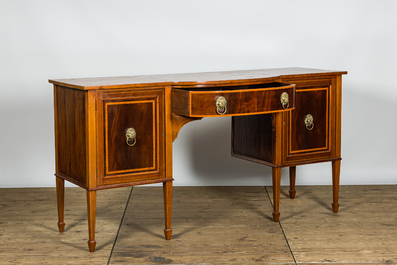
left=0, top=187, right=131, bottom=264
left=2, top=185, right=396, bottom=264
left=267, top=185, right=397, bottom=264
left=110, top=186, right=294, bottom=264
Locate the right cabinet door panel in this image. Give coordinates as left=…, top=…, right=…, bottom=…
left=282, top=77, right=336, bottom=164
left=291, top=87, right=328, bottom=153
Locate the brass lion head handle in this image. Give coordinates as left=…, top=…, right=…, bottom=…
left=305, top=114, right=314, bottom=130
left=280, top=92, right=289, bottom=110
left=215, top=96, right=227, bottom=115
left=125, top=128, right=137, bottom=146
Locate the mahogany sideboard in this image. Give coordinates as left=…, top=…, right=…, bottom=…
left=50, top=67, right=347, bottom=252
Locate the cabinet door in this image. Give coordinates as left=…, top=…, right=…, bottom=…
left=97, top=89, right=165, bottom=186
left=291, top=88, right=328, bottom=152
left=282, top=78, right=335, bottom=164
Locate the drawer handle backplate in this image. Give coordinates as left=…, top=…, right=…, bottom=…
left=125, top=128, right=137, bottom=146
left=305, top=114, right=314, bottom=130
left=280, top=92, right=289, bottom=110
left=215, top=96, right=227, bottom=115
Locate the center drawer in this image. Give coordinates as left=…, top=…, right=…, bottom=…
left=172, top=82, right=295, bottom=117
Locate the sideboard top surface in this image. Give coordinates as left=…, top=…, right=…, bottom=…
left=49, top=67, right=347, bottom=90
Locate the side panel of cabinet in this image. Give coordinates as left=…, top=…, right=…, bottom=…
left=96, top=89, right=165, bottom=186
left=54, top=86, right=87, bottom=187
left=281, top=77, right=337, bottom=164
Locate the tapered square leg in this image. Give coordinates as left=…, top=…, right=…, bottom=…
left=163, top=181, right=173, bottom=240
left=86, top=190, right=97, bottom=252
left=332, top=160, right=341, bottom=213
left=289, top=166, right=296, bottom=199
left=56, top=177, right=65, bottom=233
left=272, top=167, right=282, bottom=222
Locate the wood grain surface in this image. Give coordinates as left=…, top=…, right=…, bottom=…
left=110, top=186, right=293, bottom=264
left=52, top=68, right=347, bottom=250
left=0, top=187, right=131, bottom=264
left=267, top=185, right=397, bottom=263
left=54, top=86, right=87, bottom=187
left=49, top=68, right=347, bottom=90
left=2, top=185, right=394, bottom=264
left=172, top=83, right=295, bottom=117
left=95, top=89, right=166, bottom=188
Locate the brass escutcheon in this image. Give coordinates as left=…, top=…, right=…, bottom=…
left=305, top=114, right=314, bottom=130
left=215, top=96, right=227, bottom=115
left=280, top=92, right=289, bottom=110
left=125, top=128, right=137, bottom=146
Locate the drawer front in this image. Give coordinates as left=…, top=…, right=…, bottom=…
left=97, top=89, right=165, bottom=186
left=172, top=82, right=295, bottom=117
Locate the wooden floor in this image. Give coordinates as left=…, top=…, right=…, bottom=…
left=0, top=185, right=396, bottom=264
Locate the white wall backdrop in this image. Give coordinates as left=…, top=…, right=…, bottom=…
left=1, top=0, right=396, bottom=188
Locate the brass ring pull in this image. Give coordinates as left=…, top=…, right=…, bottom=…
left=216, top=96, right=227, bottom=115
left=280, top=92, right=289, bottom=110
left=305, top=114, right=314, bottom=130
left=125, top=128, right=137, bottom=146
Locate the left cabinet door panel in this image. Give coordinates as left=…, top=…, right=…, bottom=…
left=96, top=89, right=165, bottom=186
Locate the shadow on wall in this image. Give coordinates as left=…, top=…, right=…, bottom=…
left=174, top=117, right=274, bottom=186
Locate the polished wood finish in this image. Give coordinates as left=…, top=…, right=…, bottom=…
left=86, top=190, right=97, bottom=252
left=171, top=113, right=202, bottom=142
left=164, top=86, right=174, bottom=240
left=272, top=168, right=281, bottom=222
left=163, top=181, right=173, bottom=240
left=281, top=77, right=337, bottom=165
left=54, top=86, right=87, bottom=187
left=290, top=88, right=328, bottom=152
left=96, top=89, right=166, bottom=187
left=106, top=99, right=155, bottom=173
left=289, top=166, right=296, bottom=199
left=85, top=91, right=97, bottom=190
left=332, top=160, right=341, bottom=213
left=232, top=114, right=274, bottom=163
left=53, top=86, right=169, bottom=251
left=49, top=67, right=346, bottom=90
left=230, top=72, right=345, bottom=221
left=55, top=176, right=65, bottom=233
left=332, top=75, right=343, bottom=213
left=271, top=112, right=284, bottom=221
left=231, top=78, right=338, bottom=168
left=172, top=82, right=295, bottom=117
left=50, top=67, right=346, bottom=251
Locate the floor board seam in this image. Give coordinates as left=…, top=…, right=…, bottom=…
left=265, top=186, right=297, bottom=265
left=107, top=186, right=134, bottom=265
